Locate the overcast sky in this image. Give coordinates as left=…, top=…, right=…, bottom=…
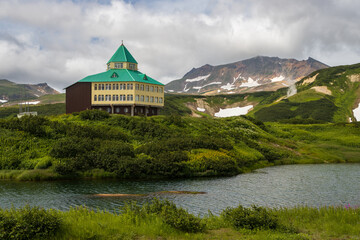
left=0, top=0, right=359, bottom=91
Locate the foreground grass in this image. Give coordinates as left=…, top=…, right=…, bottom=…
left=2, top=201, right=359, bottom=240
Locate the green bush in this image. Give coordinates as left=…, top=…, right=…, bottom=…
left=79, top=109, right=110, bottom=121
left=0, top=205, right=61, bottom=240
left=142, top=199, right=205, bottom=233
left=221, top=205, right=278, bottom=230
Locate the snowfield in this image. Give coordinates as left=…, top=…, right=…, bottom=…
left=0, top=99, right=8, bottom=103
left=240, top=78, right=260, bottom=88
left=185, top=74, right=211, bottom=82
left=353, top=103, right=360, bottom=121
left=221, top=83, right=235, bottom=90
left=214, top=105, right=253, bottom=118
left=21, top=101, right=40, bottom=105
left=271, top=75, right=285, bottom=83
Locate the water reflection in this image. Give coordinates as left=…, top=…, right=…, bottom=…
left=0, top=164, right=359, bottom=215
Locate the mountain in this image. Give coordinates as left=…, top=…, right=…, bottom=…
left=163, top=62, right=360, bottom=123
left=252, top=63, right=360, bottom=122
left=165, top=56, right=329, bottom=95
left=0, top=79, right=59, bottom=103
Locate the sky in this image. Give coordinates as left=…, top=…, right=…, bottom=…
left=0, top=0, right=359, bottom=91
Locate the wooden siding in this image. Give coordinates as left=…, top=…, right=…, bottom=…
left=66, top=82, right=91, bottom=114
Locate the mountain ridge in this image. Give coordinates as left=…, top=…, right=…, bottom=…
left=0, top=79, right=59, bottom=103
left=166, top=56, right=329, bottom=95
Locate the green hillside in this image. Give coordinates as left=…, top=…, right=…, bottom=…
left=252, top=63, right=360, bottom=122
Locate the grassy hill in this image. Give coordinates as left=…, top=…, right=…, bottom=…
left=251, top=63, right=360, bottom=122
left=1, top=111, right=360, bottom=181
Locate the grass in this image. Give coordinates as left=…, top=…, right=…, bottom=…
left=2, top=202, right=359, bottom=240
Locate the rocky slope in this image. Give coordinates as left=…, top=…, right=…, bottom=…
left=165, top=56, right=329, bottom=95
left=0, top=79, right=59, bottom=103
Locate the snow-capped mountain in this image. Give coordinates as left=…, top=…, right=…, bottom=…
left=165, top=56, right=329, bottom=95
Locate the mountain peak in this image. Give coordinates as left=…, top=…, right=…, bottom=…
left=166, top=56, right=329, bottom=95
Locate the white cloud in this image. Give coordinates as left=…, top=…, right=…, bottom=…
left=0, top=0, right=359, bottom=92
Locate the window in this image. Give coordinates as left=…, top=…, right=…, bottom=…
left=140, top=84, right=144, bottom=91
left=159, top=87, right=163, bottom=93
left=101, top=95, right=104, bottom=101
left=101, top=84, right=104, bottom=90
left=145, top=96, right=149, bottom=102
left=94, top=95, right=97, bottom=101
left=116, top=84, right=119, bottom=90
left=111, top=73, right=118, bottom=78
left=124, top=107, right=128, bottom=113
left=127, top=83, right=130, bottom=90
left=115, top=107, right=120, bottom=113
left=150, top=86, right=154, bottom=92
left=130, top=84, right=133, bottom=90
left=159, top=97, right=163, bottom=103
left=105, top=95, right=108, bottom=101
left=113, top=84, right=115, bottom=90
left=129, top=63, right=135, bottom=70
left=94, top=84, right=97, bottom=90
left=112, top=95, right=116, bottom=101
left=155, top=87, right=158, bottom=93
left=115, top=95, right=119, bottom=101
left=109, top=84, right=112, bottom=90
left=135, top=95, right=139, bottom=101
left=150, top=96, right=154, bottom=103
left=120, top=95, right=123, bottom=101
left=146, top=85, right=149, bottom=91
left=105, top=84, right=109, bottom=90
left=140, top=95, right=144, bottom=102
left=107, top=107, right=111, bottom=113
left=140, top=108, right=143, bottom=113
left=107, top=63, right=110, bottom=70
left=135, top=84, right=139, bottom=90
left=115, top=63, right=123, bottom=69
left=155, top=97, right=158, bottom=103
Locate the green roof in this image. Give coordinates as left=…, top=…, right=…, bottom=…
left=107, top=44, right=138, bottom=64
left=78, top=69, right=164, bottom=86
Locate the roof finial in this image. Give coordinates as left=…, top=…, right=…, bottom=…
left=121, top=40, right=124, bottom=45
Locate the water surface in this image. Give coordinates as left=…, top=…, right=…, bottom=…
left=1, top=164, right=359, bottom=215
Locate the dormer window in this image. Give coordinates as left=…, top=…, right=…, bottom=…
left=111, top=72, right=118, bottom=78
left=129, top=63, right=135, bottom=70
left=115, top=63, right=123, bottom=69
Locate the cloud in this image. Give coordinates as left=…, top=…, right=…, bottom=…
left=0, top=0, right=359, bottom=91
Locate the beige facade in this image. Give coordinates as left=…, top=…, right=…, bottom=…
left=91, top=82, right=164, bottom=107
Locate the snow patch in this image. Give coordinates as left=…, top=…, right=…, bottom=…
left=240, top=77, right=261, bottom=88
left=221, top=83, right=235, bottom=90
left=227, top=92, right=235, bottom=94
left=34, top=94, right=40, bottom=97
left=167, top=90, right=174, bottom=92
left=215, top=105, right=253, bottom=118
left=21, top=101, right=40, bottom=105
left=194, top=82, right=222, bottom=92
left=183, top=83, right=190, bottom=92
left=185, top=74, right=211, bottom=82
left=0, top=99, right=8, bottom=103
left=353, top=103, right=360, bottom=121
left=271, top=75, right=285, bottom=83
left=197, top=107, right=205, bottom=112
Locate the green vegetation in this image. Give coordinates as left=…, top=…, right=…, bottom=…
left=0, top=103, right=65, bottom=118
left=0, top=110, right=360, bottom=181
left=252, top=63, right=360, bottom=122
left=1, top=200, right=359, bottom=240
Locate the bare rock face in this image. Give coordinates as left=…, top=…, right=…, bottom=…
left=165, top=56, right=329, bottom=95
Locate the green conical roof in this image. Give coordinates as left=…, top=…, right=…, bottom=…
left=107, top=44, right=138, bottom=64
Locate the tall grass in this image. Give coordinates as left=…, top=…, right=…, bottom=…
left=2, top=201, right=359, bottom=239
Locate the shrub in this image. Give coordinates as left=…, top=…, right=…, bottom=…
left=221, top=205, right=278, bottom=230
left=79, top=109, right=110, bottom=121
left=143, top=199, right=205, bottom=233
left=0, top=205, right=61, bottom=240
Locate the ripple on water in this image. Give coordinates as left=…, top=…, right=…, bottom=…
left=1, top=164, right=360, bottom=214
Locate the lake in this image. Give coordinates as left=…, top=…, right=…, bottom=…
left=1, top=164, right=359, bottom=215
